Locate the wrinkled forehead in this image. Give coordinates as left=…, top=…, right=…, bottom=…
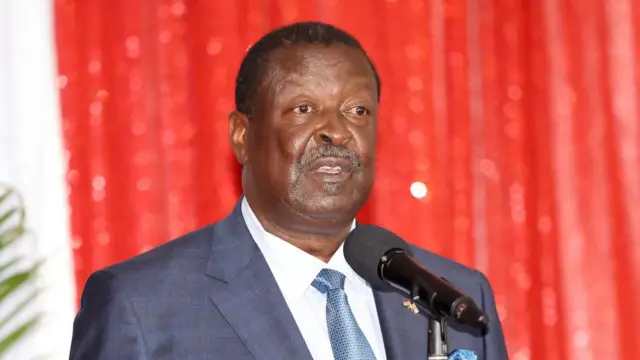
left=259, top=44, right=377, bottom=99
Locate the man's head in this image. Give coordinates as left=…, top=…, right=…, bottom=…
left=229, top=22, right=380, bottom=234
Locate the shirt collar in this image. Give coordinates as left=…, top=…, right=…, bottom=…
left=240, top=197, right=370, bottom=303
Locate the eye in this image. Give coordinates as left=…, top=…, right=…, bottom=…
left=292, top=104, right=314, bottom=114
left=346, top=106, right=370, bottom=117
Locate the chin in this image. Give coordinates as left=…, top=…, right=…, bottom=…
left=292, top=191, right=364, bottom=221
left=289, top=175, right=372, bottom=218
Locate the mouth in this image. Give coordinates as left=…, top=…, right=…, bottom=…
left=306, top=157, right=353, bottom=181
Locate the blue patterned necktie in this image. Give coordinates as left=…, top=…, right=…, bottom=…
left=311, top=268, right=377, bottom=360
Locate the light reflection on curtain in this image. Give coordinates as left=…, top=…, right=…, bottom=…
left=54, top=0, right=640, bottom=359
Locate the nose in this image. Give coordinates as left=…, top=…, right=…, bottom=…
left=314, top=114, right=352, bottom=146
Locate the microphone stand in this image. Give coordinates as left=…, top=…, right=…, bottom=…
left=427, top=318, right=448, bottom=360
left=408, top=281, right=449, bottom=360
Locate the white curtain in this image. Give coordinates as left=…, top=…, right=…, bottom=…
left=0, top=1, right=76, bottom=359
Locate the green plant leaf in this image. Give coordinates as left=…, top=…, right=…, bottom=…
left=0, top=208, right=19, bottom=228
left=0, top=226, right=25, bottom=250
left=0, top=269, right=38, bottom=304
left=0, top=187, right=25, bottom=251
left=0, top=185, right=41, bottom=357
left=0, top=188, right=12, bottom=206
left=0, top=258, right=21, bottom=277
left=0, top=188, right=25, bottom=229
left=0, top=316, right=39, bottom=358
left=0, top=288, right=39, bottom=332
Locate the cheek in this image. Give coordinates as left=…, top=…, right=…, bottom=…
left=275, top=126, right=315, bottom=165
left=248, top=128, right=292, bottom=180
left=354, top=128, right=377, bottom=166
left=277, top=135, right=304, bottom=163
left=267, top=132, right=310, bottom=187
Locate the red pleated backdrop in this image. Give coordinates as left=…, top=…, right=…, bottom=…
left=54, top=1, right=640, bottom=359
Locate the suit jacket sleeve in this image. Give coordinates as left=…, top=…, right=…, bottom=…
left=476, top=270, right=509, bottom=360
left=69, top=270, right=149, bottom=360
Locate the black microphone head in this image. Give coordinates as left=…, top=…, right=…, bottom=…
left=344, top=224, right=413, bottom=291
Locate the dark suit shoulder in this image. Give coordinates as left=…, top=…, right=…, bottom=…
left=71, top=221, right=231, bottom=360
left=88, top=223, right=217, bottom=296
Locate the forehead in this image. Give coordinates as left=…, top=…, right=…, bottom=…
left=261, top=44, right=377, bottom=96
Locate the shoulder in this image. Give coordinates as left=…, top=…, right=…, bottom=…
left=112, top=224, right=215, bottom=275
left=80, top=222, right=218, bottom=297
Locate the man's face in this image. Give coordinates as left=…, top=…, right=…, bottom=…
left=231, top=43, right=378, bottom=228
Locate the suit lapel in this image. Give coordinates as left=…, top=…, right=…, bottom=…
left=205, top=202, right=313, bottom=360
left=374, top=289, right=429, bottom=360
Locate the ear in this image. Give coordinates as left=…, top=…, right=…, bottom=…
left=228, top=110, right=250, bottom=165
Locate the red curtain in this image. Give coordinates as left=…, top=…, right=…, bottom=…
left=54, top=0, right=640, bottom=359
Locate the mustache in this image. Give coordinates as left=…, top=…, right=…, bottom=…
left=297, top=144, right=361, bottom=171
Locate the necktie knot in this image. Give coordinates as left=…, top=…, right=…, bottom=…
left=311, top=268, right=346, bottom=293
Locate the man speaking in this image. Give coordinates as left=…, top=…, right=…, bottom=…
left=69, top=22, right=509, bottom=360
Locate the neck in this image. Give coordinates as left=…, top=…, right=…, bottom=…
left=245, top=196, right=353, bottom=263
left=257, top=214, right=352, bottom=263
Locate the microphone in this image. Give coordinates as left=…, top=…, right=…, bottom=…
left=343, top=224, right=489, bottom=330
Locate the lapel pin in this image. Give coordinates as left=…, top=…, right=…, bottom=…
left=402, top=299, right=419, bottom=314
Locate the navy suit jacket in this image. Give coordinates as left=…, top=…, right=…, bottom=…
left=70, top=200, right=509, bottom=360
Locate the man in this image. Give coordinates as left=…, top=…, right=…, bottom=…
left=69, top=22, right=508, bottom=360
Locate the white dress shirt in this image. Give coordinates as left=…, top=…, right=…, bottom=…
left=241, top=198, right=387, bottom=360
